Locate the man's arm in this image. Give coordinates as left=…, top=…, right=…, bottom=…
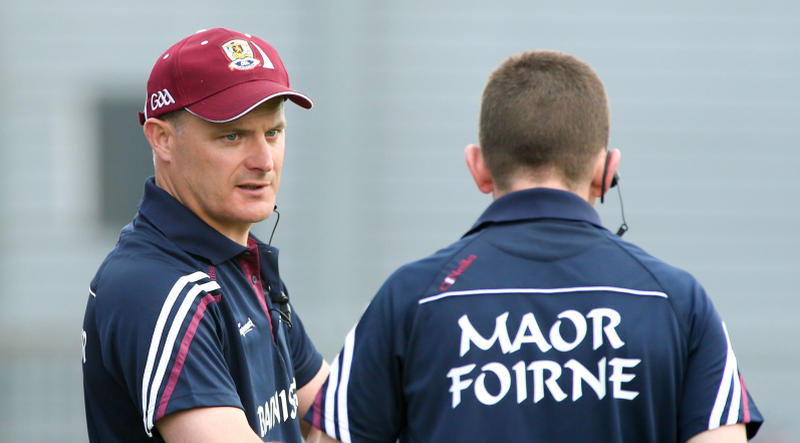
left=155, top=356, right=329, bottom=443
left=306, top=425, right=339, bottom=443
left=686, top=423, right=746, bottom=443
left=298, top=360, right=330, bottom=438
left=157, top=406, right=264, bottom=443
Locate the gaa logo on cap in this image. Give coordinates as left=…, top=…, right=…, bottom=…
left=150, top=88, right=176, bottom=111
left=222, top=39, right=261, bottom=71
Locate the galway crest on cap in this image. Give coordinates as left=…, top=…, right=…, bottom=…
left=222, top=39, right=262, bottom=71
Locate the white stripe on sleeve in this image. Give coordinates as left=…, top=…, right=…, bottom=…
left=144, top=276, right=219, bottom=434
left=324, top=351, right=341, bottom=438
left=336, top=326, right=357, bottom=443
left=722, top=323, right=742, bottom=425
left=708, top=322, right=741, bottom=430
left=141, top=271, right=207, bottom=435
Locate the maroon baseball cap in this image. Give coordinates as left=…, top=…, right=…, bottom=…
left=139, top=27, right=312, bottom=125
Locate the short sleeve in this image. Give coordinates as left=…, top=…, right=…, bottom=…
left=304, top=287, right=405, bottom=443
left=678, top=284, right=763, bottom=441
left=94, top=268, right=241, bottom=435
left=286, top=300, right=324, bottom=388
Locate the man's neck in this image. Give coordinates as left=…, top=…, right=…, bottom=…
left=154, top=175, right=252, bottom=246
left=494, top=179, right=592, bottom=204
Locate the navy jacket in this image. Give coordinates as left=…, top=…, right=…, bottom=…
left=308, top=188, right=762, bottom=442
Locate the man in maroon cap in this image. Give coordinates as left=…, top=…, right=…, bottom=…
left=82, top=28, right=328, bottom=442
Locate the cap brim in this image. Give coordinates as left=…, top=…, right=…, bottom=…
left=186, top=80, right=313, bottom=123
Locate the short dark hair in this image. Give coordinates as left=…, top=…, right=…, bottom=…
left=478, top=50, right=610, bottom=191
left=157, top=108, right=188, bottom=133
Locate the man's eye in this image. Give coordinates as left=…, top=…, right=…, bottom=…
left=224, top=134, right=239, bottom=141
left=266, top=129, right=278, bottom=137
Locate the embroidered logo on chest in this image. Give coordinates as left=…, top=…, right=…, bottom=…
left=238, top=317, right=256, bottom=336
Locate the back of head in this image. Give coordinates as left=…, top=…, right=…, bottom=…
left=478, top=50, right=609, bottom=192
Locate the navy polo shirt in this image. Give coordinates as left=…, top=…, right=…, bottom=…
left=307, top=188, right=762, bottom=442
left=82, top=177, right=323, bottom=442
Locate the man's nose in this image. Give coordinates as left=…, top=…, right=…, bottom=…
left=246, top=136, right=274, bottom=171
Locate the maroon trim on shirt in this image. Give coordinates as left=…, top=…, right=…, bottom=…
left=155, top=292, right=222, bottom=421
left=238, top=237, right=276, bottom=344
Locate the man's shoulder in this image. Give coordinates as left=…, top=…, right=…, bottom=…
left=90, top=218, right=211, bottom=314
left=608, top=235, right=701, bottom=294
left=603, top=234, right=711, bottom=325
left=376, top=234, right=479, bottom=304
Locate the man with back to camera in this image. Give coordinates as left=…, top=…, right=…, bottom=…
left=306, top=50, right=763, bottom=442
left=81, top=27, right=329, bottom=442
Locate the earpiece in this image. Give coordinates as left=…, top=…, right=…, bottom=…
left=600, top=151, right=629, bottom=236
left=268, top=205, right=280, bottom=246
left=601, top=151, right=615, bottom=204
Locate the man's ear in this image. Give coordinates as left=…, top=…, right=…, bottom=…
left=464, top=144, right=494, bottom=194
left=590, top=148, right=621, bottom=199
left=143, top=118, right=175, bottom=163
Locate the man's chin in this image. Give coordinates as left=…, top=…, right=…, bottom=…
left=232, top=199, right=275, bottom=221
left=247, top=206, right=276, bottom=223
